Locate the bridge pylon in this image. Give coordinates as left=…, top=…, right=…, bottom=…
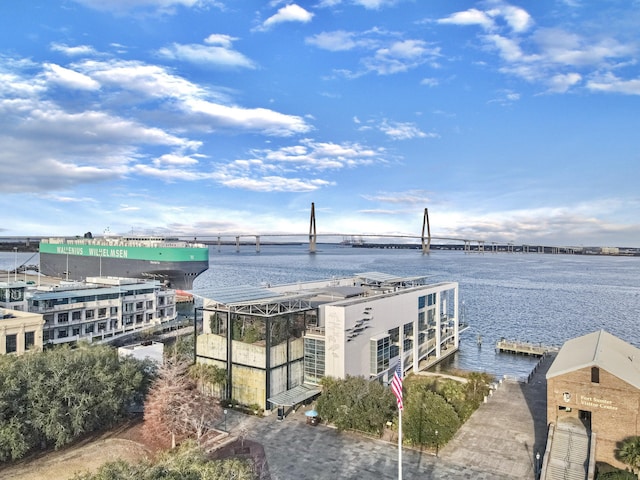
left=421, top=208, right=431, bottom=254
left=309, top=202, right=317, bottom=253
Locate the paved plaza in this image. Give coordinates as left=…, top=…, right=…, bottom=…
left=221, top=354, right=553, bottom=480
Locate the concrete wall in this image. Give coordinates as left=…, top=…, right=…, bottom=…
left=547, top=366, right=640, bottom=468
left=197, top=333, right=305, bottom=410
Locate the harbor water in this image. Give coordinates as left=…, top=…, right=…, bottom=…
left=3, top=245, right=639, bottom=380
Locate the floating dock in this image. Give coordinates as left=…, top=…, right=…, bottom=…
left=496, top=339, right=558, bottom=357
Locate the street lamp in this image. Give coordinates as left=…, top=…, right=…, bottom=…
left=223, top=409, right=228, bottom=432
left=435, top=429, right=439, bottom=457
left=535, top=451, right=541, bottom=478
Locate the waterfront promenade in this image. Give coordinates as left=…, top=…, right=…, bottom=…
left=221, top=353, right=553, bottom=479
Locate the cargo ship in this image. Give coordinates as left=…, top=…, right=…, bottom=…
left=39, top=236, right=209, bottom=290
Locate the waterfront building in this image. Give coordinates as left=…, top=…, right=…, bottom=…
left=195, top=272, right=460, bottom=411
left=0, top=307, right=44, bottom=355
left=546, top=330, right=640, bottom=470
left=0, top=280, right=29, bottom=311
left=27, top=276, right=177, bottom=346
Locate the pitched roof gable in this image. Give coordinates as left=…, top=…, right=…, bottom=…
left=546, top=330, right=640, bottom=389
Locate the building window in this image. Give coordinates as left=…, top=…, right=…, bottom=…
left=98, top=322, right=106, bottom=331
left=98, top=308, right=107, bottom=318
left=72, top=311, right=82, bottom=321
left=591, top=367, right=600, bottom=384
left=43, top=314, right=53, bottom=324
left=110, top=306, right=118, bottom=315
left=304, top=337, right=325, bottom=384
left=427, top=293, right=436, bottom=306
left=6, top=334, right=17, bottom=353
left=58, top=312, right=69, bottom=323
left=146, top=300, right=154, bottom=309
left=85, top=324, right=94, bottom=334
left=136, top=314, right=143, bottom=324
left=136, top=302, right=143, bottom=310
left=418, top=296, right=425, bottom=309
left=72, top=327, right=81, bottom=336
left=58, top=329, right=69, bottom=338
left=370, top=335, right=390, bottom=376
left=24, top=331, right=35, bottom=350
left=86, top=310, right=95, bottom=319
left=146, top=313, right=153, bottom=322
left=43, top=330, right=51, bottom=342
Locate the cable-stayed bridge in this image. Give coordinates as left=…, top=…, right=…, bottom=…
left=1, top=204, right=635, bottom=255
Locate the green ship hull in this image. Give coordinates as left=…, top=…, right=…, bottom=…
left=39, top=238, right=209, bottom=290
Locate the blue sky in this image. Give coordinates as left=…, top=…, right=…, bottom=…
left=1, top=0, right=639, bottom=247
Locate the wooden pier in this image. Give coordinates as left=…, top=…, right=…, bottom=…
left=496, top=339, right=558, bottom=357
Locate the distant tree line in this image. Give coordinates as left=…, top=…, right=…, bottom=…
left=316, top=371, right=493, bottom=449
left=0, top=344, right=154, bottom=462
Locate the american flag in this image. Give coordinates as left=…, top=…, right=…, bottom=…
left=391, top=362, right=403, bottom=410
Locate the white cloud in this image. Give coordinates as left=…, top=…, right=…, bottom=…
left=259, top=4, right=314, bottom=31
left=546, top=72, right=582, bottom=93
left=216, top=175, right=331, bottom=192
left=70, top=0, right=223, bottom=15
left=317, top=0, right=399, bottom=9
left=76, top=59, right=310, bottom=135
left=438, top=5, right=637, bottom=95
left=43, top=63, right=101, bottom=90
left=587, top=73, right=640, bottom=95
left=183, top=98, right=311, bottom=136
left=379, top=120, right=436, bottom=140
left=306, top=31, right=361, bottom=51
left=438, top=9, right=495, bottom=31
left=157, top=42, right=256, bottom=69
left=153, top=153, right=200, bottom=166
left=50, top=43, right=97, bottom=56
left=365, top=40, right=439, bottom=75
left=204, top=34, right=235, bottom=47
left=493, top=5, right=533, bottom=33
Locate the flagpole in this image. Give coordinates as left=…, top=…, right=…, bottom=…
left=398, top=397, right=402, bottom=480
left=398, top=354, right=403, bottom=480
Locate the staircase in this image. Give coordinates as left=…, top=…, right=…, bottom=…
left=542, top=423, right=591, bottom=480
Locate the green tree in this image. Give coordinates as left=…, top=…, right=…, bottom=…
left=0, top=344, right=152, bottom=462
left=316, top=376, right=396, bottom=435
left=616, top=436, right=640, bottom=477
left=464, top=372, right=493, bottom=406
left=403, top=387, right=460, bottom=448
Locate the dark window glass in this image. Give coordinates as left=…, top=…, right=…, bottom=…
left=6, top=334, right=17, bottom=353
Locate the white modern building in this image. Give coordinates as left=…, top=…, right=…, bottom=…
left=25, top=277, right=177, bottom=345
left=195, top=272, right=460, bottom=411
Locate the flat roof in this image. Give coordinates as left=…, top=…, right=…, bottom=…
left=197, top=284, right=282, bottom=305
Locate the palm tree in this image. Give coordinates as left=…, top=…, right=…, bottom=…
left=616, top=436, right=640, bottom=477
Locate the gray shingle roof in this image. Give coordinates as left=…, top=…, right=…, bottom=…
left=546, top=330, right=640, bottom=389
